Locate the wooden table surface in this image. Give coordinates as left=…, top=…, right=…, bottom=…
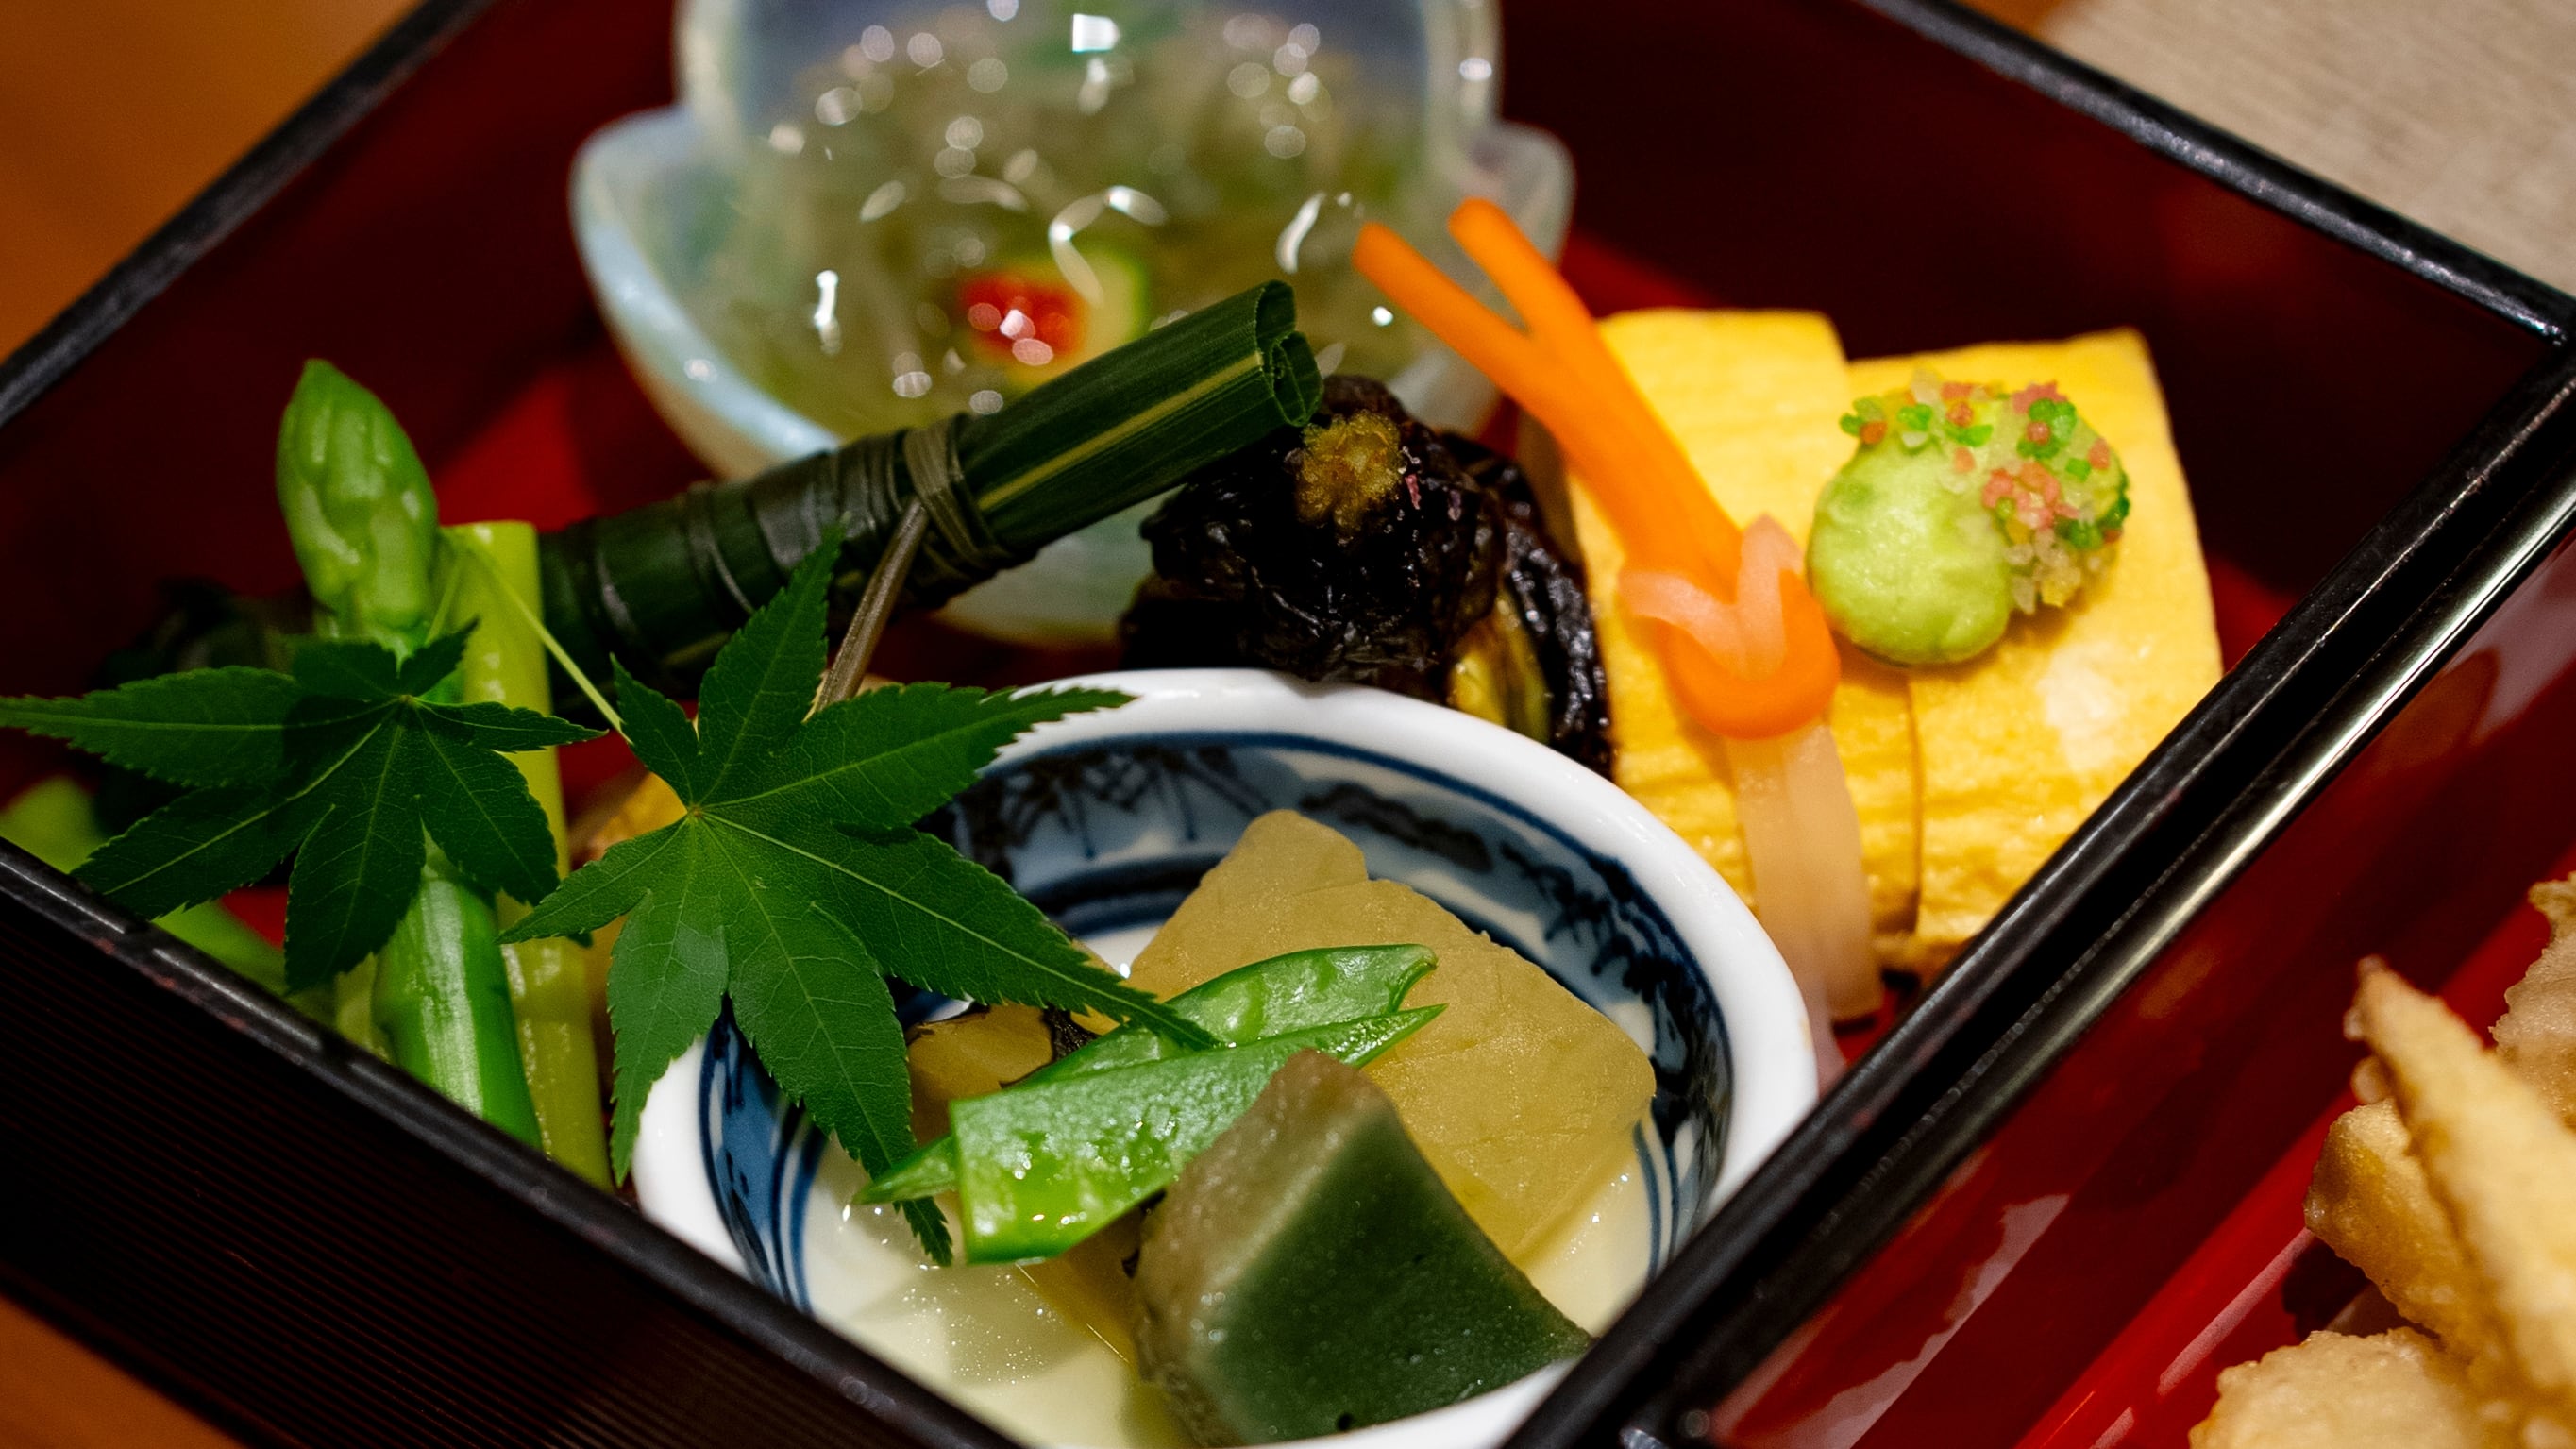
left=1, top=0, right=2569, bottom=1442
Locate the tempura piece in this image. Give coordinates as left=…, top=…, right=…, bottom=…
left=2306, top=1100, right=2500, bottom=1363
left=2189, top=1329, right=2508, bottom=1449
left=2353, top=966, right=2576, bottom=1427
left=2496, top=873, right=2576, bottom=1128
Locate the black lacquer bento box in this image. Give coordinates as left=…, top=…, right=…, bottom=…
left=2, top=2, right=2572, bottom=1447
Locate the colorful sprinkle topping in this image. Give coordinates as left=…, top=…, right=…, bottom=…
left=1841, top=369, right=2130, bottom=617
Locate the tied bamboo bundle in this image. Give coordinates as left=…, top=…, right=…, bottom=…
left=543, top=281, right=1320, bottom=700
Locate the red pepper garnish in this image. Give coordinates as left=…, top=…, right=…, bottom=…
left=958, top=270, right=1086, bottom=362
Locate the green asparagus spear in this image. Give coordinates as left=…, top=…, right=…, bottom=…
left=447, top=520, right=611, bottom=1185
left=278, top=361, right=540, bottom=1145
left=374, top=851, right=536, bottom=1131
left=0, top=775, right=323, bottom=1016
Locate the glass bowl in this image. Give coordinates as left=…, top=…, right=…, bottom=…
left=573, top=0, right=1574, bottom=644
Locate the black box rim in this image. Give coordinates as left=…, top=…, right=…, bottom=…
left=0, top=0, right=495, bottom=431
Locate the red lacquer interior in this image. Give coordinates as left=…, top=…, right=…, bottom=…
left=0, top=2, right=2560, bottom=1445
left=1710, top=535, right=2576, bottom=1445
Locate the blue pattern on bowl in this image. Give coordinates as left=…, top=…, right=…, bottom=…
left=697, top=731, right=1734, bottom=1309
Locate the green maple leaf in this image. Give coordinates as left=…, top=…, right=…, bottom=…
left=0, top=631, right=597, bottom=989
left=501, top=539, right=1204, bottom=1261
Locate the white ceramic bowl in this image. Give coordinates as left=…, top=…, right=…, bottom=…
left=630, top=669, right=1816, bottom=1447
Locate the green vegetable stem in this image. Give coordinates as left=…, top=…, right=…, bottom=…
left=0, top=776, right=312, bottom=1012
left=373, top=851, right=535, bottom=1133
left=448, top=520, right=612, bottom=1186
left=944, top=1008, right=1442, bottom=1263
left=867, top=942, right=1438, bottom=1203
left=277, top=361, right=541, bottom=1146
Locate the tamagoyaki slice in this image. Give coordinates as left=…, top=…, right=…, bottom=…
left=1847, top=330, right=2218, bottom=963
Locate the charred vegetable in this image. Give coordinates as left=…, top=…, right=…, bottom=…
left=1120, top=376, right=1611, bottom=773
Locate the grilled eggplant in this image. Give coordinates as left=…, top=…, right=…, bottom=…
left=1121, top=376, right=1611, bottom=773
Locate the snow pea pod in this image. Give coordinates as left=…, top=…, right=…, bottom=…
left=951, top=1007, right=1442, bottom=1263
left=864, top=942, right=1435, bottom=1203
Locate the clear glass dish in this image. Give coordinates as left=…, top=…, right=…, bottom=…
left=574, top=0, right=1573, bottom=643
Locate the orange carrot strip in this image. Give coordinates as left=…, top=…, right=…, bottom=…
left=1348, top=226, right=1579, bottom=428
left=1445, top=203, right=1738, bottom=581
left=1448, top=200, right=1603, bottom=354
left=1354, top=224, right=1692, bottom=573
left=1666, top=571, right=1843, bottom=740
left=1352, top=211, right=1842, bottom=738
left=1352, top=223, right=1688, bottom=562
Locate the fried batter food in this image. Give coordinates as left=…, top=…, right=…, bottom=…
left=2188, top=1329, right=2507, bottom=1449
left=2202, top=918, right=2576, bottom=1446
left=2496, top=873, right=2576, bottom=1127
left=2306, top=1100, right=2499, bottom=1363
left=2353, top=966, right=2576, bottom=1428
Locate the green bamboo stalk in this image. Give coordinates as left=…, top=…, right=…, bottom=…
left=447, top=521, right=612, bottom=1187
left=278, top=361, right=539, bottom=1144
left=539, top=281, right=1319, bottom=702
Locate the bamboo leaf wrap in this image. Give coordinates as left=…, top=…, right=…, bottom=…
left=540, top=282, right=1320, bottom=700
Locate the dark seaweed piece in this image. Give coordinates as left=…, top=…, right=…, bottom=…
left=1121, top=376, right=1612, bottom=773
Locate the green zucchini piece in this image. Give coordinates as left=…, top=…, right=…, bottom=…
left=1134, top=1051, right=1590, bottom=1445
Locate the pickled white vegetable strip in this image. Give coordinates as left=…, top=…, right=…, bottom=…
left=1623, top=517, right=1879, bottom=1079
left=1727, top=723, right=1877, bottom=1037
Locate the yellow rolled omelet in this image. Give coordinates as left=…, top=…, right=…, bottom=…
left=1848, top=331, right=2219, bottom=958
left=1560, top=314, right=2217, bottom=973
